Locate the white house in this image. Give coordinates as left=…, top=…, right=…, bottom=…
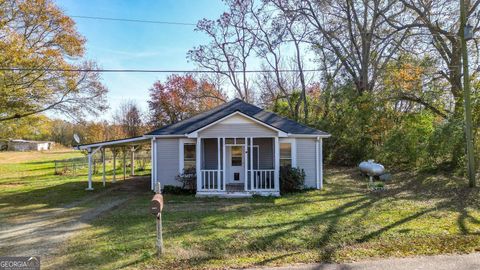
left=77, top=99, right=330, bottom=197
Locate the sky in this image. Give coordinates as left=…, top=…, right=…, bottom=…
left=55, top=0, right=228, bottom=120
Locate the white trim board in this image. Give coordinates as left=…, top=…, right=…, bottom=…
left=179, top=138, right=196, bottom=173
left=279, top=138, right=297, bottom=167
left=77, top=136, right=150, bottom=150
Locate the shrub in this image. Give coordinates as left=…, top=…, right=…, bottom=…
left=163, top=185, right=195, bottom=195
left=280, top=166, right=305, bottom=193
left=175, top=167, right=196, bottom=191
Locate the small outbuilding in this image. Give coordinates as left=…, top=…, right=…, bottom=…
left=6, top=139, right=54, bottom=151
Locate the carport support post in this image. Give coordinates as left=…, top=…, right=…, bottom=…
left=86, top=148, right=94, bottom=190
left=123, top=147, right=126, bottom=180
left=112, top=148, right=117, bottom=183
left=102, top=148, right=106, bottom=187
left=130, top=146, right=135, bottom=176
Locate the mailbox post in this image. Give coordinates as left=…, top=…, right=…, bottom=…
left=150, top=185, right=164, bottom=256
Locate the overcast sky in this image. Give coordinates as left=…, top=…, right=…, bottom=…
left=55, top=0, right=227, bottom=120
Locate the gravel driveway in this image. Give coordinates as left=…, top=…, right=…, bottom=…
left=0, top=178, right=147, bottom=265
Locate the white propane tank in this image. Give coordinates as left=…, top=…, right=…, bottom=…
left=359, top=160, right=385, bottom=177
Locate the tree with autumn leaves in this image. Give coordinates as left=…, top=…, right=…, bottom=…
left=148, top=74, right=226, bottom=128
left=0, top=0, right=107, bottom=122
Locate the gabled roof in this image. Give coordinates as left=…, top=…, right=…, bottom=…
left=146, top=98, right=330, bottom=137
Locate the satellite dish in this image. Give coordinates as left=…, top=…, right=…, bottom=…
left=73, top=134, right=81, bottom=144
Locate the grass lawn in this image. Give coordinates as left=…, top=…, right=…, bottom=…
left=0, top=149, right=149, bottom=221
left=1, top=151, right=479, bottom=269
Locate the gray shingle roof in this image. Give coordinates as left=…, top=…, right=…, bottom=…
left=146, top=98, right=330, bottom=136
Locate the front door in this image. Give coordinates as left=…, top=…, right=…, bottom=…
left=227, top=146, right=244, bottom=183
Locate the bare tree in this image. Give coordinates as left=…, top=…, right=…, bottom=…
left=188, top=0, right=256, bottom=102
left=396, top=0, right=480, bottom=117
left=113, top=100, right=144, bottom=138
left=247, top=1, right=311, bottom=122
left=274, top=0, right=410, bottom=95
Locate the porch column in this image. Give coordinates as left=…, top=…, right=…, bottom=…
left=274, top=137, right=280, bottom=192
left=249, top=137, right=253, bottom=191
left=217, top=138, right=221, bottom=191
left=242, top=137, right=250, bottom=191
left=222, top=137, right=226, bottom=191
left=86, top=148, right=94, bottom=190
left=196, top=137, right=201, bottom=191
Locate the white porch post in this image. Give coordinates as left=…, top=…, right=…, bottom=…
left=217, top=137, right=221, bottom=191
left=222, top=137, right=226, bottom=191
left=102, top=148, right=106, bottom=187
left=150, top=138, right=155, bottom=190
left=86, top=148, right=94, bottom=190
left=196, top=137, right=201, bottom=192
left=274, top=137, right=280, bottom=192
left=244, top=137, right=248, bottom=191
left=249, top=137, right=253, bottom=191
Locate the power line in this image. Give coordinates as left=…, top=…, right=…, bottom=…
left=0, top=67, right=322, bottom=73
left=0, top=66, right=456, bottom=73
left=11, top=67, right=377, bottom=73
left=70, top=15, right=197, bottom=26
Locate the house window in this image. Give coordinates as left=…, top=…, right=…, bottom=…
left=231, top=146, right=242, bottom=166
left=280, top=143, right=292, bottom=167
left=184, top=143, right=196, bottom=170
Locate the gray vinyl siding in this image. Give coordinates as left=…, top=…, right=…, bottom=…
left=198, top=123, right=277, bottom=137
left=203, top=138, right=219, bottom=169
left=156, top=138, right=180, bottom=187
left=296, top=138, right=317, bottom=188
left=253, top=138, right=273, bottom=169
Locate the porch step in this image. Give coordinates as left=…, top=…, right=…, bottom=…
left=196, top=191, right=252, bottom=198
left=226, top=183, right=244, bottom=192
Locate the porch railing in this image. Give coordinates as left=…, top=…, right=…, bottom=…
left=251, top=169, right=275, bottom=191
left=200, top=169, right=223, bottom=191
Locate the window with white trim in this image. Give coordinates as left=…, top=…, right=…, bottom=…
left=280, top=143, right=292, bottom=167
left=183, top=143, right=196, bottom=170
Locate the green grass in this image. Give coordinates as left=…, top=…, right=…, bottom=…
left=0, top=150, right=149, bottom=221
left=57, top=169, right=480, bottom=269
left=1, top=152, right=479, bottom=269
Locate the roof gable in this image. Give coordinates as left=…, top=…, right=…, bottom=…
left=188, top=111, right=286, bottom=138
left=146, top=99, right=330, bottom=137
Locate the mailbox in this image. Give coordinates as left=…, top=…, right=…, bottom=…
left=150, top=194, right=164, bottom=215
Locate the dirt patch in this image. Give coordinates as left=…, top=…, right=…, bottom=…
left=0, top=177, right=149, bottom=264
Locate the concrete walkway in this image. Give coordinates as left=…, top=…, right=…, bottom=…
left=249, top=252, right=480, bottom=270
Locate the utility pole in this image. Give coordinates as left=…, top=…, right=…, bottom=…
left=460, top=0, right=476, bottom=187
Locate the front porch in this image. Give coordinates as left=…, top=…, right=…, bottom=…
left=193, top=137, right=280, bottom=197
